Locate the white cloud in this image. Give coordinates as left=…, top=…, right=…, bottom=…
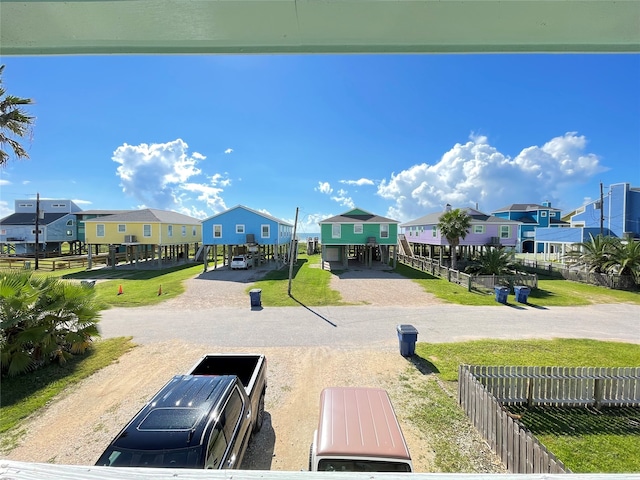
left=377, top=132, right=605, bottom=222
left=0, top=179, right=10, bottom=186
left=331, top=189, right=355, bottom=209
left=340, top=178, right=375, bottom=186
left=315, top=181, right=333, bottom=195
left=112, top=139, right=229, bottom=213
left=224, top=148, right=234, bottom=154
left=0, top=200, right=12, bottom=218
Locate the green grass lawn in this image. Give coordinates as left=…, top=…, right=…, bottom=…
left=415, top=339, right=640, bottom=473
left=0, top=337, right=135, bottom=452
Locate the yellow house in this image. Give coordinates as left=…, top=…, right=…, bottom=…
left=84, top=208, right=202, bottom=268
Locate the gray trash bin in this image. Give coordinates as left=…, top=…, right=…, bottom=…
left=396, top=324, right=419, bottom=357
left=249, top=288, right=262, bottom=307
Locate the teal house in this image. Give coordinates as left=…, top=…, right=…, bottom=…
left=318, top=208, right=399, bottom=269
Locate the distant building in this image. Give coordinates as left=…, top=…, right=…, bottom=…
left=535, top=182, right=640, bottom=255
left=491, top=201, right=567, bottom=253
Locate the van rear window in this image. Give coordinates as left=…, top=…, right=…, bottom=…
left=318, top=459, right=412, bottom=472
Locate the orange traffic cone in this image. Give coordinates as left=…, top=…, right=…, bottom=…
left=117, top=285, right=123, bottom=295
left=158, top=285, right=162, bottom=296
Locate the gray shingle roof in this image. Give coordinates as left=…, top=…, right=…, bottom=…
left=400, top=207, right=520, bottom=227
left=0, top=212, right=68, bottom=226
left=83, top=209, right=200, bottom=224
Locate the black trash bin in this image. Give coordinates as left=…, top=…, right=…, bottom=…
left=249, top=288, right=262, bottom=307
left=396, top=324, right=419, bottom=357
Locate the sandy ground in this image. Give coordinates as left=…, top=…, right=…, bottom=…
left=1, top=262, right=503, bottom=472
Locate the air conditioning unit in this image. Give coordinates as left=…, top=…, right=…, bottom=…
left=124, top=235, right=137, bottom=243
left=490, top=237, right=500, bottom=245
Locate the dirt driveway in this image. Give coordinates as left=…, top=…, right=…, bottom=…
left=2, top=262, right=503, bottom=472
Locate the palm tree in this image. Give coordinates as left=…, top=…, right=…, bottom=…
left=0, top=65, right=35, bottom=168
left=465, top=247, right=516, bottom=275
left=604, top=239, right=640, bottom=290
left=563, top=233, right=616, bottom=273
left=437, top=207, right=471, bottom=271
left=0, top=270, right=102, bottom=376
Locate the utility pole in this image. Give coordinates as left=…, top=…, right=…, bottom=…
left=600, top=182, right=604, bottom=236
left=287, top=207, right=299, bottom=296
left=34, top=192, right=40, bottom=270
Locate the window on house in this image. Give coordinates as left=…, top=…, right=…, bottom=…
left=500, top=225, right=510, bottom=239
left=168, top=225, right=173, bottom=237
left=66, top=219, right=74, bottom=226
left=32, top=229, right=43, bottom=235
left=19, top=203, right=34, bottom=208
left=66, top=230, right=73, bottom=236
left=117, top=224, right=126, bottom=233
left=192, top=226, right=197, bottom=236
left=261, top=224, right=270, bottom=238
left=143, top=224, right=152, bottom=237
left=236, top=224, right=245, bottom=234
left=213, top=225, right=222, bottom=238
left=541, top=211, right=548, bottom=217
left=432, top=226, right=437, bottom=237
left=332, top=223, right=341, bottom=238
left=380, top=224, right=389, bottom=238
left=182, top=226, right=186, bottom=236
left=473, top=225, right=485, bottom=234
left=354, top=223, right=363, bottom=234
left=97, top=224, right=105, bottom=237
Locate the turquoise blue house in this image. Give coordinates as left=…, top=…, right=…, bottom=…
left=535, top=182, right=640, bottom=255
left=491, top=201, right=566, bottom=253
left=201, top=205, right=293, bottom=268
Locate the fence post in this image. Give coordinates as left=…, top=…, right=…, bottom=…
left=468, top=275, right=472, bottom=292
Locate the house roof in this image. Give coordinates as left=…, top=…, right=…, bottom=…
left=83, top=208, right=200, bottom=224
left=400, top=208, right=520, bottom=227
left=0, top=212, right=69, bottom=226
left=492, top=203, right=561, bottom=213
left=202, top=205, right=292, bottom=226
left=319, top=208, right=399, bottom=224
left=76, top=210, right=131, bottom=217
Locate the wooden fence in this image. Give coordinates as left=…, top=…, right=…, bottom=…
left=397, top=254, right=537, bottom=292
left=458, top=365, right=640, bottom=473
left=467, top=365, right=640, bottom=408
left=0, top=254, right=126, bottom=272
left=515, top=258, right=631, bottom=290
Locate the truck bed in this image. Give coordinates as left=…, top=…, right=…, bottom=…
left=187, top=354, right=264, bottom=391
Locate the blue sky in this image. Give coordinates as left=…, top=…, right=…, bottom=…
left=1, top=54, right=638, bottom=233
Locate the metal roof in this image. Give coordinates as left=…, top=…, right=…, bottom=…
left=320, top=208, right=399, bottom=224
left=0, top=212, right=69, bottom=226
left=400, top=208, right=520, bottom=227
left=203, top=205, right=292, bottom=226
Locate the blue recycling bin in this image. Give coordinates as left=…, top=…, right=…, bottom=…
left=396, top=324, right=419, bottom=357
left=249, top=288, right=262, bottom=307
left=514, top=285, right=531, bottom=303
left=494, top=285, right=509, bottom=304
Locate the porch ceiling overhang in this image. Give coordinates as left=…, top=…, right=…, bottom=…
left=2, top=1, right=638, bottom=55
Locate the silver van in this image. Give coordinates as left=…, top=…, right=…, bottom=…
left=309, top=387, right=413, bottom=472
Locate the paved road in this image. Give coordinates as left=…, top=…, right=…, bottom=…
left=98, top=302, right=640, bottom=349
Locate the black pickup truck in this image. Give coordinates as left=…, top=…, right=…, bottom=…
left=95, top=353, right=267, bottom=469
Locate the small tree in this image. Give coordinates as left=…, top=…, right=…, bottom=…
left=0, top=65, right=35, bottom=168
left=563, top=234, right=616, bottom=274
left=465, top=247, right=516, bottom=275
left=437, top=207, right=471, bottom=271
left=0, top=270, right=102, bottom=376
left=604, top=239, right=640, bottom=290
